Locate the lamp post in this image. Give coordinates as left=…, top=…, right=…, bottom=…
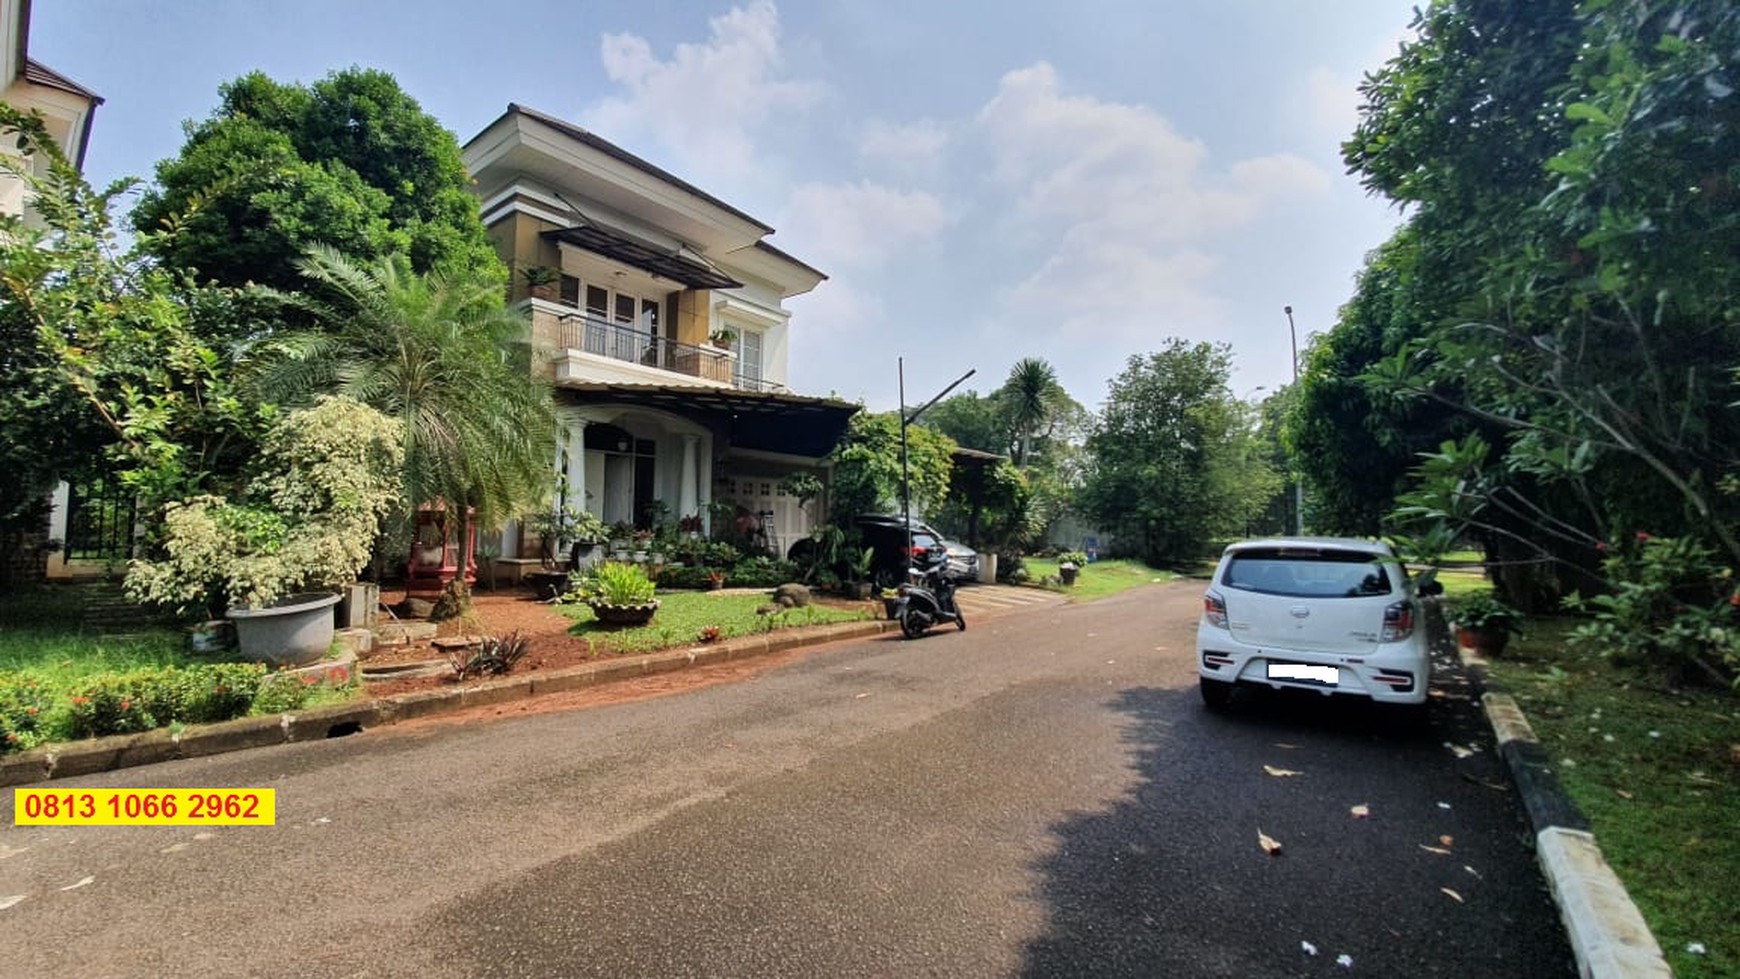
left=1283, top=305, right=1303, bottom=536
left=899, top=359, right=976, bottom=564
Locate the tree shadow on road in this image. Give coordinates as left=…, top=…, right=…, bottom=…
left=1016, top=677, right=1575, bottom=978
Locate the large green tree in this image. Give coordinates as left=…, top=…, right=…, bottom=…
left=134, top=68, right=502, bottom=295
left=1301, top=0, right=1740, bottom=610
left=1079, top=340, right=1279, bottom=564
left=252, top=246, right=556, bottom=597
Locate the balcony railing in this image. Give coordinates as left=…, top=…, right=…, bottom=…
left=553, top=313, right=787, bottom=393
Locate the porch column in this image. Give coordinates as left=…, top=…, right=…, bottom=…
left=564, top=415, right=588, bottom=512
left=679, top=433, right=699, bottom=522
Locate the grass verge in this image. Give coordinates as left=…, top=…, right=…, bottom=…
left=1485, top=620, right=1739, bottom=979
left=1017, top=558, right=1175, bottom=601
left=557, top=590, right=874, bottom=654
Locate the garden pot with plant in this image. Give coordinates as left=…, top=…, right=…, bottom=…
left=574, top=561, right=660, bottom=627
left=521, top=265, right=559, bottom=301
left=1057, top=551, right=1088, bottom=587
left=125, top=398, right=404, bottom=667
left=1450, top=590, right=1524, bottom=656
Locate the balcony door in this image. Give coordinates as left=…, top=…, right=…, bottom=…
left=585, top=284, right=661, bottom=366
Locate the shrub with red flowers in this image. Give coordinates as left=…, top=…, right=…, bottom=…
left=64, top=663, right=269, bottom=739
left=1566, top=534, right=1740, bottom=685
left=0, top=672, right=53, bottom=753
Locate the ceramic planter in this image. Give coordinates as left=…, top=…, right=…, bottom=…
left=588, top=600, right=659, bottom=627
left=227, top=592, right=342, bottom=667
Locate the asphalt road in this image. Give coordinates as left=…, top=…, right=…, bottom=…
left=1, top=580, right=1574, bottom=978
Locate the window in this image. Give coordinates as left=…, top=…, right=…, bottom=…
left=559, top=274, right=580, bottom=307
left=734, top=328, right=763, bottom=387
left=1222, top=548, right=1392, bottom=598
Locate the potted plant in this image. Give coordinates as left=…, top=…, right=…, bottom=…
left=521, top=265, right=559, bottom=301
left=1450, top=591, right=1524, bottom=656
left=706, top=568, right=726, bottom=590
left=708, top=328, right=738, bottom=350
left=125, top=398, right=403, bottom=667
left=574, top=561, right=660, bottom=627
left=880, top=587, right=901, bottom=620
left=847, top=546, right=876, bottom=599
left=1057, top=551, right=1088, bottom=587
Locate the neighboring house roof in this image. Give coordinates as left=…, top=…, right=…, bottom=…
left=21, top=57, right=101, bottom=104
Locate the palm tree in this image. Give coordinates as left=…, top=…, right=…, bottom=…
left=1003, top=357, right=1060, bottom=469
left=251, top=245, right=557, bottom=606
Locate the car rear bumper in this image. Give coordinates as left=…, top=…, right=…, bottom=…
left=1194, top=625, right=1429, bottom=705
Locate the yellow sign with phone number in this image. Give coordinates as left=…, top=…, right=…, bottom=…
left=13, top=788, right=276, bottom=826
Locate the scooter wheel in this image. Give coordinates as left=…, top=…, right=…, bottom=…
left=899, top=611, right=930, bottom=639
left=954, top=609, right=966, bottom=631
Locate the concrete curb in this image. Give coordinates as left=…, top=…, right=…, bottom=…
left=1459, top=646, right=1671, bottom=979
left=1, top=616, right=899, bottom=789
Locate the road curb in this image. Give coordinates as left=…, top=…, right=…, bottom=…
left=0, top=616, right=896, bottom=789
left=1460, top=647, right=1671, bottom=979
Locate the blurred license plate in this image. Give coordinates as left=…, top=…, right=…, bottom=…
left=1267, top=663, right=1339, bottom=685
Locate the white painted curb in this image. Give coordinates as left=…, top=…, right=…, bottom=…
left=1536, top=828, right=1671, bottom=979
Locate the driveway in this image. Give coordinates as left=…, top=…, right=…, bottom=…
left=0, top=581, right=1572, bottom=977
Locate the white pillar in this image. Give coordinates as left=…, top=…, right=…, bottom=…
left=679, top=434, right=699, bottom=521
left=566, top=417, right=588, bottom=513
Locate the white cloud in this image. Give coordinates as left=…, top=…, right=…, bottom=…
left=976, top=62, right=1331, bottom=341
left=582, top=0, right=822, bottom=179
left=778, top=180, right=952, bottom=270
left=1305, top=66, right=1362, bottom=142
left=859, top=119, right=950, bottom=170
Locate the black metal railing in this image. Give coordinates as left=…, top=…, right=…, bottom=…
left=64, top=474, right=136, bottom=562
left=555, top=314, right=734, bottom=385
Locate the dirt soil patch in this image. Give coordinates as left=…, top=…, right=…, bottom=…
left=361, top=585, right=879, bottom=710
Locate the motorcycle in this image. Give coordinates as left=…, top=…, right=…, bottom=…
left=895, top=542, right=967, bottom=639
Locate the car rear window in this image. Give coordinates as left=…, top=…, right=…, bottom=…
left=1221, top=547, right=1393, bottom=598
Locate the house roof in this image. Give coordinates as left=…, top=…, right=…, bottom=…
left=560, top=383, right=859, bottom=459
left=752, top=239, right=827, bottom=283
left=22, top=58, right=101, bottom=104
left=542, top=224, right=742, bottom=290
left=481, top=104, right=773, bottom=234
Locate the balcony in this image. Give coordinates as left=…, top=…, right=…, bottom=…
left=550, top=313, right=786, bottom=393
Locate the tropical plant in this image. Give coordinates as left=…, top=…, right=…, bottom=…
left=519, top=265, right=559, bottom=287
left=1448, top=590, right=1525, bottom=637
left=573, top=561, right=657, bottom=606
left=125, top=397, right=404, bottom=617
left=251, top=245, right=558, bottom=611
left=1566, top=534, right=1740, bottom=683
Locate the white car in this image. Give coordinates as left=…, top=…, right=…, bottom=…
left=1195, top=538, right=1439, bottom=709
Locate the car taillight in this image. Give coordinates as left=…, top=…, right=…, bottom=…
left=1381, top=601, right=1414, bottom=642
left=910, top=545, right=928, bottom=557
left=1203, top=591, right=1228, bottom=629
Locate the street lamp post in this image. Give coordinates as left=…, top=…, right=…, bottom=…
left=899, top=359, right=976, bottom=563
left=1283, top=305, right=1303, bottom=536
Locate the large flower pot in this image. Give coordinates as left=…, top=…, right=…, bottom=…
left=228, top=592, right=342, bottom=667
left=1456, top=626, right=1512, bottom=658
left=587, top=600, right=659, bottom=628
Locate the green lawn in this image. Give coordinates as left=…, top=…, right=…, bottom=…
left=1485, top=621, right=1739, bottom=978
left=1017, top=558, right=1175, bottom=601
left=0, top=586, right=193, bottom=684
left=557, top=589, right=875, bottom=653
left=1433, top=567, right=1490, bottom=599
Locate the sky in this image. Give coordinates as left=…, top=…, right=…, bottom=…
left=34, top=0, right=1416, bottom=413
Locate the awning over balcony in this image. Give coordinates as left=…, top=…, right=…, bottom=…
left=561, top=383, right=858, bottom=458
left=542, top=223, right=742, bottom=291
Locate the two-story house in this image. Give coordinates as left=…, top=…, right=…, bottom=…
left=462, top=104, right=857, bottom=564
left=1, top=0, right=107, bottom=585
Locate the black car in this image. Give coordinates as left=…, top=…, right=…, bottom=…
left=787, top=514, right=946, bottom=589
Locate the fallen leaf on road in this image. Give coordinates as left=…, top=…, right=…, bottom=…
left=1419, top=845, right=1452, bottom=856
left=1264, top=765, right=1303, bottom=777
left=193, top=832, right=213, bottom=841
left=1615, top=789, right=1634, bottom=800
left=160, top=843, right=190, bottom=854
left=0, top=895, right=23, bottom=911
left=1441, top=887, right=1464, bottom=903
left=1464, top=865, right=1483, bottom=879
left=1337, top=954, right=1354, bottom=968
left=0, top=844, right=25, bottom=860
left=1258, top=829, right=1283, bottom=855
left=1301, top=941, right=1318, bottom=956
left=1274, top=743, right=1299, bottom=749
left=1439, top=835, right=1454, bottom=847
left=1350, top=804, right=1370, bottom=819
left=1444, top=742, right=1476, bottom=759
left=59, top=876, right=93, bottom=892
left=854, top=693, right=871, bottom=699
left=1437, top=801, right=1453, bottom=810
